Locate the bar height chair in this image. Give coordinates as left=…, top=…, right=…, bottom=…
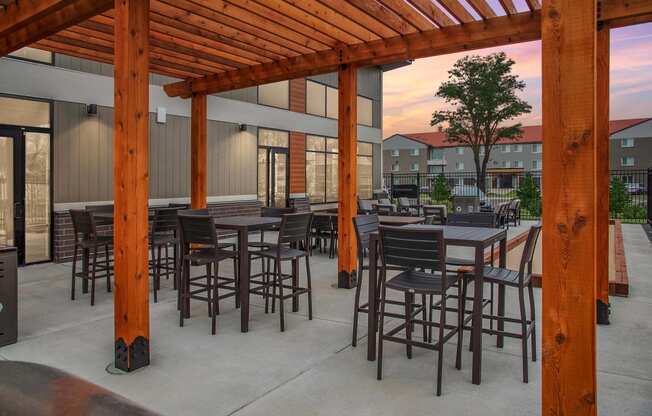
left=461, top=224, right=541, bottom=383
left=250, top=212, right=314, bottom=332
left=177, top=212, right=239, bottom=335
left=149, top=207, right=181, bottom=303
left=376, top=226, right=463, bottom=396
left=69, top=209, right=113, bottom=306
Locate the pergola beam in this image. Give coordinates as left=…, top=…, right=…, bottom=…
left=164, top=11, right=542, bottom=97
left=541, top=0, right=597, bottom=414
left=0, top=0, right=112, bottom=56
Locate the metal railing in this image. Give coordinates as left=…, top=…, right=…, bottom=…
left=383, top=168, right=649, bottom=223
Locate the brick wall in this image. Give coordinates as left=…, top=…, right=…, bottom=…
left=289, top=132, right=306, bottom=194
left=53, top=200, right=262, bottom=263
left=289, top=78, right=306, bottom=113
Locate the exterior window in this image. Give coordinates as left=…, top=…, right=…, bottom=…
left=391, top=149, right=399, bottom=157
left=306, top=80, right=326, bottom=116
left=430, top=148, right=444, bottom=160
left=514, top=144, right=523, bottom=152
left=515, top=160, right=524, bottom=168
left=410, top=163, right=419, bottom=172
left=410, top=148, right=420, bottom=156
left=502, top=145, right=511, bottom=153
left=503, top=161, right=511, bottom=168
left=0, top=96, right=51, bottom=128
left=532, top=159, right=542, bottom=170
left=258, top=129, right=289, bottom=148
left=357, top=96, right=373, bottom=127
left=392, top=163, right=400, bottom=172
left=258, top=81, right=289, bottom=109
left=621, top=138, right=634, bottom=148
left=8, top=47, right=53, bottom=64
left=358, top=142, right=373, bottom=199
left=305, top=135, right=342, bottom=203
left=456, top=162, right=464, bottom=171
left=621, top=157, right=635, bottom=167
left=479, top=146, right=485, bottom=156
left=456, top=147, right=464, bottom=155
left=532, top=143, right=542, bottom=153
left=326, top=86, right=338, bottom=119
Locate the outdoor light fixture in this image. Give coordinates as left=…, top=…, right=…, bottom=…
left=156, top=107, right=167, bottom=124
left=86, top=104, right=97, bottom=116
left=239, top=124, right=247, bottom=132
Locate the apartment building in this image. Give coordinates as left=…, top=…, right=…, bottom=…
left=384, top=118, right=652, bottom=176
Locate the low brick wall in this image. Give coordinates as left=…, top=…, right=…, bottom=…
left=53, top=200, right=262, bottom=263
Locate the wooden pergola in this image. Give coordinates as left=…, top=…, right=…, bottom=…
left=2, top=0, right=651, bottom=413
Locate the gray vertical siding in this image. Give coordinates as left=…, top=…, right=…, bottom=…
left=207, top=123, right=257, bottom=196
left=54, top=102, right=258, bottom=204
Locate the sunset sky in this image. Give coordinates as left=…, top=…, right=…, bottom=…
left=382, top=22, right=652, bottom=138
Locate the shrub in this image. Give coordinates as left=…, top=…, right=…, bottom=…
left=431, top=174, right=451, bottom=203
left=609, top=177, right=630, bottom=215
left=516, top=174, right=541, bottom=217
left=622, top=203, right=646, bottom=220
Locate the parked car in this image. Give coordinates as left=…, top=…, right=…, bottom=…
left=626, top=183, right=646, bottom=195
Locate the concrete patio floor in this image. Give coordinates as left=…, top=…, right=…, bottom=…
left=1, top=221, right=651, bottom=415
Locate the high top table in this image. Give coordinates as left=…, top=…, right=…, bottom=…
left=313, top=212, right=425, bottom=226
left=366, top=224, right=507, bottom=385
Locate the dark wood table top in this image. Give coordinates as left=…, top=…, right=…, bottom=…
left=403, top=224, right=507, bottom=246
left=211, top=215, right=281, bottom=231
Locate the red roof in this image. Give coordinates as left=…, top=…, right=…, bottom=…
left=394, top=118, right=649, bottom=148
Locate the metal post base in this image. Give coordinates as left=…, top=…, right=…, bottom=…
left=338, top=270, right=357, bottom=289
left=115, top=336, right=150, bottom=372
left=597, top=299, right=610, bottom=325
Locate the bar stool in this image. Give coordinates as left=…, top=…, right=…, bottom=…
left=177, top=212, right=239, bottom=335
left=250, top=212, right=313, bottom=332
left=149, top=207, right=181, bottom=303
left=69, top=209, right=113, bottom=306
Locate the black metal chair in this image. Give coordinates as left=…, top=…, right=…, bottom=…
left=507, top=199, right=521, bottom=226
left=149, top=207, right=181, bottom=303
left=70, top=209, right=112, bottom=306
left=495, top=202, right=509, bottom=229
left=422, top=205, right=446, bottom=224
left=177, top=212, right=239, bottom=335
left=249, top=207, right=295, bottom=251
left=351, top=214, right=379, bottom=346
left=377, top=226, right=463, bottom=396
left=374, top=198, right=396, bottom=216
left=461, top=225, right=541, bottom=383
left=310, top=214, right=334, bottom=256
left=357, top=199, right=376, bottom=214
left=250, top=212, right=313, bottom=332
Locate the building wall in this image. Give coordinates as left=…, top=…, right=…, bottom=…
left=289, top=132, right=306, bottom=194
left=610, top=138, right=652, bottom=170
left=53, top=101, right=257, bottom=205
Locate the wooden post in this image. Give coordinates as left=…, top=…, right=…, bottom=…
left=541, top=0, right=597, bottom=414
left=337, top=64, right=358, bottom=289
left=596, top=26, right=611, bottom=325
left=191, top=93, right=207, bottom=209
left=113, top=0, right=150, bottom=372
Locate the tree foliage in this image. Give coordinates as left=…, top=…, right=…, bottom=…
left=516, top=174, right=541, bottom=217
left=431, top=52, right=532, bottom=191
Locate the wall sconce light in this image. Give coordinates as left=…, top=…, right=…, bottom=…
left=86, top=104, right=97, bottom=116
left=156, top=107, right=167, bottom=124
left=239, top=124, right=247, bottom=132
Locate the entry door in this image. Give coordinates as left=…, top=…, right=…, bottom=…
left=0, top=128, right=25, bottom=264
left=258, top=147, right=289, bottom=207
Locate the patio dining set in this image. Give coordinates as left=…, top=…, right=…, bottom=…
left=67, top=200, right=540, bottom=396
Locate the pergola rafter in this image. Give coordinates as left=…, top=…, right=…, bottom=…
left=1, top=0, right=651, bottom=413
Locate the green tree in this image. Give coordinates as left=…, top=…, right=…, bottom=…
left=516, top=174, right=541, bottom=217
left=609, top=177, right=630, bottom=215
left=431, top=52, right=532, bottom=192
left=431, top=174, right=451, bottom=203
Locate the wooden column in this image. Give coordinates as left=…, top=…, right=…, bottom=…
left=113, top=0, right=150, bottom=372
left=541, top=0, right=597, bottom=414
left=596, top=26, right=611, bottom=325
left=191, top=93, right=207, bottom=209
left=337, top=64, right=358, bottom=289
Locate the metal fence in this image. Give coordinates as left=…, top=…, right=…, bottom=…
left=383, top=168, right=649, bottom=223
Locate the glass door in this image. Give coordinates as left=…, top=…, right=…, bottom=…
left=257, top=147, right=289, bottom=207
left=0, top=128, right=24, bottom=264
